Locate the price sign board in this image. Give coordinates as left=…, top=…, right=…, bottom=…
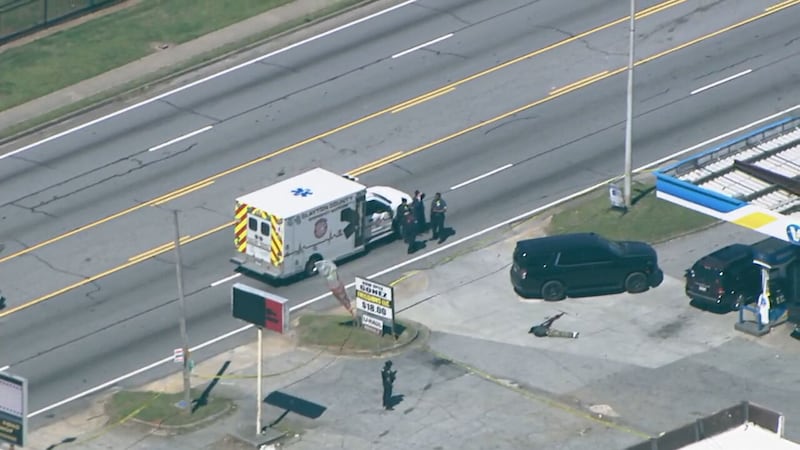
left=355, top=276, right=395, bottom=337
left=355, top=277, right=394, bottom=320
left=0, top=371, right=27, bottom=447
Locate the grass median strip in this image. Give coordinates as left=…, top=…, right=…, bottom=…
left=546, top=179, right=718, bottom=243
left=297, top=314, right=418, bottom=352
left=0, top=0, right=297, bottom=112
left=106, top=389, right=233, bottom=429
left=0, top=0, right=364, bottom=140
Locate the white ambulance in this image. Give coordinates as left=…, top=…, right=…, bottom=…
left=231, top=168, right=411, bottom=280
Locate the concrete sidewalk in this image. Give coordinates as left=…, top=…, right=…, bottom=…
left=22, top=215, right=800, bottom=449
left=0, top=0, right=400, bottom=138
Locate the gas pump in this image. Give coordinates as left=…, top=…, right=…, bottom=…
left=735, top=238, right=795, bottom=336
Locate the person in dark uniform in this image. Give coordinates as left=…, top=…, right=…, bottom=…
left=429, top=192, right=447, bottom=242
left=402, top=209, right=417, bottom=253
left=394, top=198, right=411, bottom=238
left=381, top=360, right=397, bottom=410
left=412, top=190, right=426, bottom=234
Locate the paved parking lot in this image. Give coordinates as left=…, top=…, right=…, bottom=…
left=25, top=221, right=800, bottom=449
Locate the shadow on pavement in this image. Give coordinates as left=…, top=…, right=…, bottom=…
left=192, top=360, right=231, bottom=413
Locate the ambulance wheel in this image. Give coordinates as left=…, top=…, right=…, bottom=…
left=305, top=255, right=323, bottom=277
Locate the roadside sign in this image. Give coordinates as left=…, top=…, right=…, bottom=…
left=609, top=183, right=625, bottom=209
left=0, top=371, right=27, bottom=447
left=354, top=277, right=394, bottom=320
left=355, top=276, right=396, bottom=338
left=173, top=348, right=184, bottom=363
left=361, top=314, right=384, bottom=335
left=231, top=283, right=290, bottom=333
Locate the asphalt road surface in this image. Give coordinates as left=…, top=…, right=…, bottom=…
left=1, top=0, right=799, bottom=426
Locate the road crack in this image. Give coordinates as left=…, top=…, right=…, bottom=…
left=10, top=145, right=195, bottom=211
left=27, top=252, right=91, bottom=281
left=159, top=99, right=221, bottom=122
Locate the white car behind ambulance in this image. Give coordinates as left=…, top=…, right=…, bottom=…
left=231, top=168, right=410, bottom=280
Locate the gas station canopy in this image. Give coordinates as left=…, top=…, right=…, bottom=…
left=655, top=117, right=800, bottom=243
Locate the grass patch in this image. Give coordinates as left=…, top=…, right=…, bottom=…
left=0, top=0, right=301, bottom=112
left=0, top=0, right=364, bottom=139
left=296, top=314, right=416, bottom=351
left=547, top=180, right=717, bottom=243
left=106, top=388, right=232, bottom=427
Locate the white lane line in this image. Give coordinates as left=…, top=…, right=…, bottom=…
left=0, top=365, right=9, bottom=372
left=450, top=163, right=513, bottom=190
left=0, top=0, right=418, bottom=161
left=147, top=125, right=214, bottom=152
left=392, top=33, right=454, bottom=59
left=28, top=101, right=800, bottom=418
left=29, top=324, right=252, bottom=418
left=210, top=273, right=241, bottom=287
left=690, top=69, right=752, bottom=96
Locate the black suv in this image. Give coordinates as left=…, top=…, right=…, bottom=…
left=510, top=233, right=663, bottom=300
left=684, top=244, right=762, bottom=311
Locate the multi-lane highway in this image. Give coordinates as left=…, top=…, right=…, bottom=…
left=1, top=0, right=799, bottom=425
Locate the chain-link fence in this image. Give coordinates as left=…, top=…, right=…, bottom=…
left=1, top=0, right=119, bottom=45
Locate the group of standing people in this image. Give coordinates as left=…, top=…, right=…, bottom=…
left=397, top=190, right=447, bottom=253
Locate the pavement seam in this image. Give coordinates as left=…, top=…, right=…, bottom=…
left=425, top=348, right=653, bottom=440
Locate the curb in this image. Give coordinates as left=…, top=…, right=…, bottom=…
left=0, top=0, right=383, bottom=146
left=127, top=400, right=236, bottom=433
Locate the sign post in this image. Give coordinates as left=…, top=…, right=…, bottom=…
left=231, top=283, right=290, bottom=436
left=256, top=327, right=263, bottom=435
left=0, top=372, right=27, bottom=447
left=354, top=277, right=396, bottom=338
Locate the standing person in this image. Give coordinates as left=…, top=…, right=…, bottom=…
left=394, top=198, right=411, bottom=237
left=402, top=209, right=417, bottom=253
left=430, top=192, right=447, bottom=242
left=412, top=190, right=426, bottom=234
left=381, top=360, right=397, bottom=410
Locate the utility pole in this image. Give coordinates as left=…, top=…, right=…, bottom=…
left=257, top=327, right=263, bottom=435
left=624, top=0, right=636, bottom=209
left=173, top=210, right=192, bottom=414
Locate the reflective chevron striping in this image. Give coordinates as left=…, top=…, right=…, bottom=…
left=269, top=214, right=283, bottom=266
left=234, top=202, right=248, bottom=253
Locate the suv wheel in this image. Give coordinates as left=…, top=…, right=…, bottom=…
left=625, top=272, right=649, bottom=294
left=541, top=280, right=566, bottom=301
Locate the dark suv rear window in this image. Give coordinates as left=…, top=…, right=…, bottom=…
left=691, top=260, right=731, bottom=281
left=514, top=246, right=551, bottom=266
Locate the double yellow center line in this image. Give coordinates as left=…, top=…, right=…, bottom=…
left=0, top=0, right=690, bottom=269
left=4, top=0, right=796, bottom=318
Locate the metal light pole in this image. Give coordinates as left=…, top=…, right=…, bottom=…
left=624, top=0, right=636, bottom=209
left=172, top=210, right=192, bottom=414
left=256, top=327, right=264, bottom=435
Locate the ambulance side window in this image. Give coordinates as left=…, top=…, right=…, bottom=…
left=260, top=222, right=270, bottom=236
left=248, top=218, right=258, bottom=231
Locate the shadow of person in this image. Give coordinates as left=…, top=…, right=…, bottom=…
left=437, top=227, right=456, bottom=244
left=409, top=240, right=427, bottom=254
left=388, top=394, right=405, bottom=409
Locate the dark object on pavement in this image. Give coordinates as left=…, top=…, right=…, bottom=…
left=528, top=312, right=579, bottom=338
left=511, top=233, right=663, bottom=300
left=381, top=360, right=397, bottom=410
